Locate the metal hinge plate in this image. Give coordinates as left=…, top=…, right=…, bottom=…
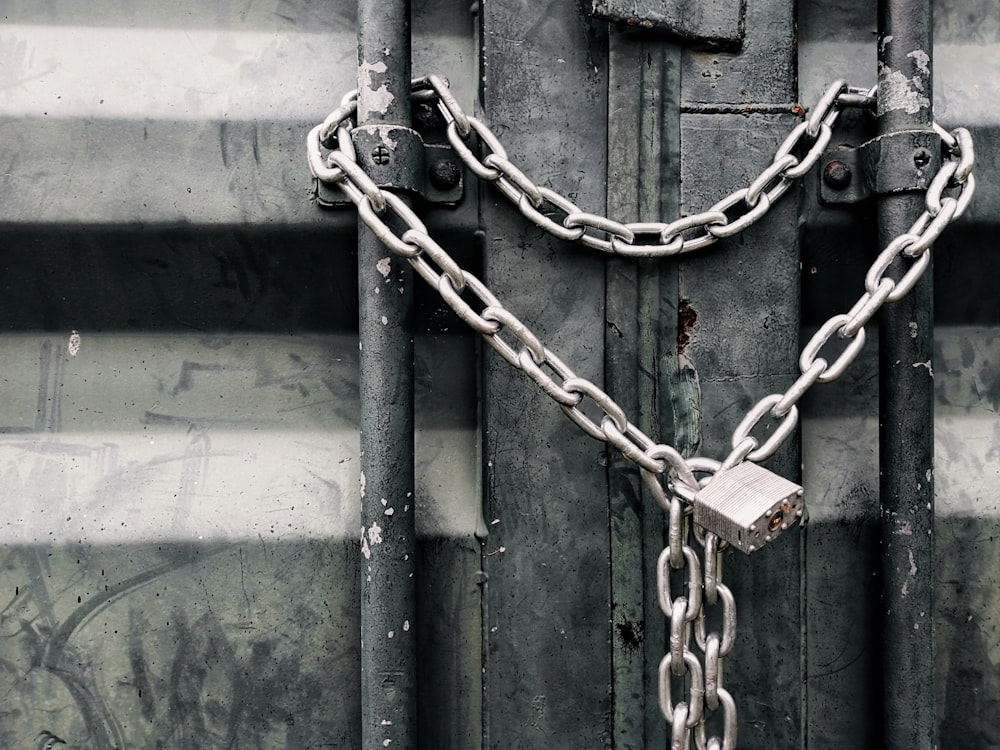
left=820, top=128, right=942, bottom=205
left=591, top=0, right=744, bottom=49
left=316, top=141, right=464, bottom=208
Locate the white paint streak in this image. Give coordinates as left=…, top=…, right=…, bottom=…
left=361, top=526, right=371, bottom=560
left=360, top=471, right=367, bottom=497
left=901, top=548, right=919, bottom=598
left=376, top=257, right=392, bottom=278
left=913, top=360, right=933, bottom=376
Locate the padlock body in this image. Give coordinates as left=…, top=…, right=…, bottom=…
left=693, top=462, right=804, bottom=553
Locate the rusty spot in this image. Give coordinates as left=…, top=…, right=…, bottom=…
left=677, top=298, right=698, bottom=355
left=615, top=619, right=645, bottom=654
left=791, top=103, right=806, bottom=118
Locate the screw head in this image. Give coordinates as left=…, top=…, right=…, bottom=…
left=823, top=160, right=852, bottom=190
left=913, top=147, right=932, bottom=169
left=371, top=145, right=391, bottom=165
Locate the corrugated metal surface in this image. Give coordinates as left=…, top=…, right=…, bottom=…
left=0, top=0, right=996, bottom=747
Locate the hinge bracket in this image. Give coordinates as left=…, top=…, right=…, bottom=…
left=316, top=131, right=464, bottom=209
left=819, top=128, right=941, bottom=205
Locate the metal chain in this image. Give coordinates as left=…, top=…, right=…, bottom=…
left=306, top=76, right=975, bottom=748
left=659, top=490, right=737, bottom=750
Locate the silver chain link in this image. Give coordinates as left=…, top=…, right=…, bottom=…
left=307, top=75, right=975, bottom=748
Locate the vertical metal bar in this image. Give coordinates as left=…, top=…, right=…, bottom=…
left=606, top=33, right=680, bottom=750
left=356, top=3, right=416, bottom=749
left=877, top=1, right=936, bottom=748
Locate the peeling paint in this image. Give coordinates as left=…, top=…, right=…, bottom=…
left=909, top=321, right=918, bottom=338
left=877, top=62, right=931, bottom=115
left=368, top=521, right=383, bottom=546
left=901, top=548, right=918, bottom=597
left=403, top=620, right=410, bottom=631
left=377, top=257, right=392, bottom=278
left=896, top=521, right=914, bottom=536
left=375, top=124, right=399, bottom=151
left=381, top=315, right=389, bottom=326
left=908, top=49, right=930, bottom=75
left=357, top=59, right=394, bottom=121
left=362, top=526, right=371, bottom=560
left=361, top=471, right=367, bottom=497
left=912, top=360, right=933, bottom=376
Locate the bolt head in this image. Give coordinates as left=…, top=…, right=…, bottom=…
left=823, top=160, right=852, bottom=190
left=429, top=159, right=461, bottom=190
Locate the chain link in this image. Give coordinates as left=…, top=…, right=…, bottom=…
left=659, top=507, right=736, bottom=749
left=307, top=75, right=975, bottom=748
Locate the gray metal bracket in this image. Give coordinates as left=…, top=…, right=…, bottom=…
left=819, top=128, right=941, bottom=205
left=591, top=0, right=745, bottom=49
left=315, top=138, right=464, bottom=208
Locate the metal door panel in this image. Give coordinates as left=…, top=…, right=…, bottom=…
left=479, top=1, right=612, bottom=746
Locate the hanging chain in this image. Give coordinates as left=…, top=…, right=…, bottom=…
left=307, top=76, right=975, bottom=748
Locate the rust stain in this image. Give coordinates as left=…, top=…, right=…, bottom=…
left=677, top=298, right=698, bottom=356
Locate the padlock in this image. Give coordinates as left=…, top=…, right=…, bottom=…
left=692, top=462, right=804, bottom=554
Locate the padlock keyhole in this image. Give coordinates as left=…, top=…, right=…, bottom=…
left=768, top=510, right=784, bottom=532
